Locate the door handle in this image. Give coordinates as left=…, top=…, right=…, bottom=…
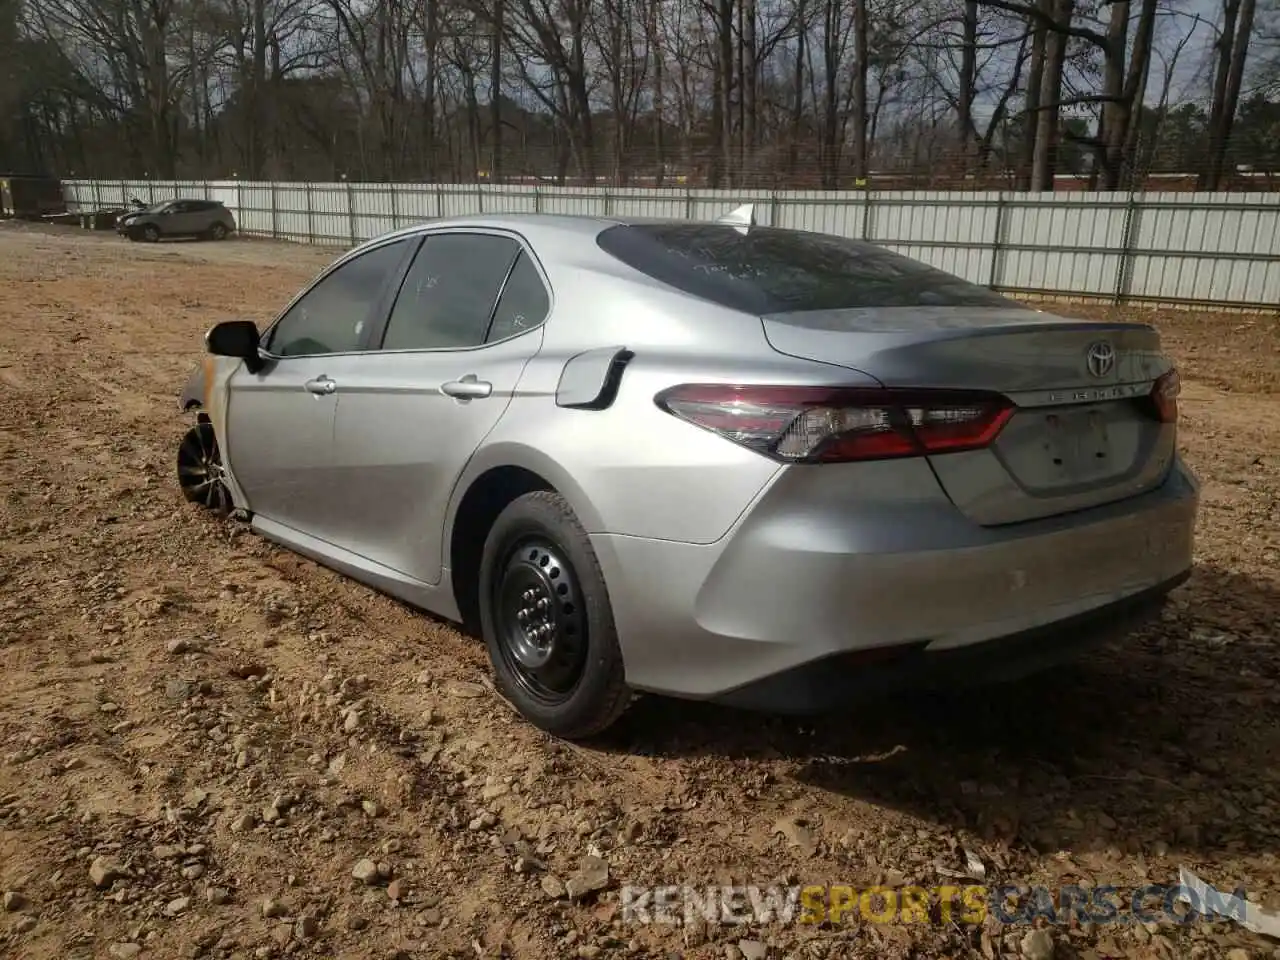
left=440, top=374, right=492, bottom=399
left=305, top=376, right=337, bottom=395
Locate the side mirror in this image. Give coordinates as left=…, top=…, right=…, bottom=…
left=206, top=320, right=263, bottom=373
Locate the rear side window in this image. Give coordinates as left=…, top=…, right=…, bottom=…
left=381, top=233, right=521, bottom=350
left=488, top=251, right=550, bottom=342
left=595, top=223, right=1017, bottom=314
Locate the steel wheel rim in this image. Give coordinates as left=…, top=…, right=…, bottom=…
left=493, top=537, right=588, bottom=706
left=212, top=224, right=226, bottom=239
left=177, top=424, right=230, bottom=514
left=144, top=226, right=159, bottom=241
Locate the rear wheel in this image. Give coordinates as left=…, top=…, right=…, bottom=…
left=479, top=491, right=630, bottom=739
left=177, top=421, right=232, bottom=517
left=209, top=223, right=228, bottom=241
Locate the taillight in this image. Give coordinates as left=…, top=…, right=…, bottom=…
left=655, top=384, right=1014, bottom=463
left=1151, top=369, right=1179, bottom=423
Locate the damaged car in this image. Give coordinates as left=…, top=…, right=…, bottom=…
left=175, top=209, right=1198, bottom=740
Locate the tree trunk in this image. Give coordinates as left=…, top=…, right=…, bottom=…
left=1031, top=0, right=1068, bottom=190
left=787, top=0, right=806, bottom=179
left=1019, top=4, right=1046, bottom=189
left=1201, top=0, right=1256, bottom=189
left=248, top=0, right=267, bottom=177
left=850, top=0, right=869, bottom=180
left=717, top=0, right=733, bottom=187
left=648, top=0, right=665, bottom=184
left=1114, top=0, right=1157, bottom=187
left=1097, top=0, right=1128, bottom=188
left=958, top=0, right=978, bottom=168
left=462, top=66, right=481, bottom=181
left=491, top=0, right=503, bottom=183
left=743, top=0, right=757, bottom=180
left=820, top=0, right=839, bottom=187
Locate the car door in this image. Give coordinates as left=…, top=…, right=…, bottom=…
left=224, top=237, right=416, bottom=542
left=327, top=231, right=551, bottom=584
left=164, top=201, right=197, bottom=234
left=184, top=200, right=214, bottom=234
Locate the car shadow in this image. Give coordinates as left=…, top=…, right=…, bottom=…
left=599, top=563, right=1280, bottom=860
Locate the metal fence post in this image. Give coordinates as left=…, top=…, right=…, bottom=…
left=860, top=191, right=873, bottom=241
left=1113, top=190, right=1141, bottom=304
left=347, top=180, right=357, bottom=245
left=988, top=192, right=1007, bottom=290
left=270, top=181, right=279, bottom=239
left=305, top=182, right=315, bottom=243
left=235, top=179, right=244, bottom=233
left=390, top=183, right=401, bottom=231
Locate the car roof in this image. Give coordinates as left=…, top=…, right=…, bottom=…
left=346, top=211, right=780, bottom=257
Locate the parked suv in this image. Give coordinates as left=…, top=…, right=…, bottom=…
left=119, top=199, right=236, bottom=242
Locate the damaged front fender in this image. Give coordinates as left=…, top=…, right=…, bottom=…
left=177, top=354, right=250, bottom=514
left=179, top=359, right=209, bottom=411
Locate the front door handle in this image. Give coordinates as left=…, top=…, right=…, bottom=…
left=440, top=374, right=492, bottom=399
left=305, top=376, right=337, bottom=395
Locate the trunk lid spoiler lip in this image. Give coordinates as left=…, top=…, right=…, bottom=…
left=758, top=308, right=1169, bottom=397
left=759, top=305, right=1158, bottom=342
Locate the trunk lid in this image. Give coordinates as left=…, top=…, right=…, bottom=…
left=761, top=306, right=1177, bottom=525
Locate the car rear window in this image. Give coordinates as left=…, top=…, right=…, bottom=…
left=595, top=223, right=1018, bottom=315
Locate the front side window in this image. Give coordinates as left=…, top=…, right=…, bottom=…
left=381, top=233, right=520, bottom=351
left=266, top=239, right=411, bottom=357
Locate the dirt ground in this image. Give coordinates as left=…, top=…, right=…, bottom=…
left=0, top=221, right=1278, bottom=960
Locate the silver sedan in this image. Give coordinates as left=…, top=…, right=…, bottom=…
left=176, top=209, right=1198, bottom=740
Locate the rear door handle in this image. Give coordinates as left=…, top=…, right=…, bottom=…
left=305, top=376, right=337, bottom=395
left=440, top=374, right=492, bottom=399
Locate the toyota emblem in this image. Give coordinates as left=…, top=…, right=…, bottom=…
left=1086, top=341, right=1116, bottom=378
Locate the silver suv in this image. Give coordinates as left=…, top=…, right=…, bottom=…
left=119, top=199, right=236, bottom=242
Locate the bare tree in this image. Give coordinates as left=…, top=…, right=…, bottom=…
left=1200, top=0, right=1258, bottom=187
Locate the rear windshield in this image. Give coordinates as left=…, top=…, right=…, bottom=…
left=596, top=223, right=1018, bottom=314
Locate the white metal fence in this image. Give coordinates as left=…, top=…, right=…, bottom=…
left=60, top=179, right=1280, bottom=311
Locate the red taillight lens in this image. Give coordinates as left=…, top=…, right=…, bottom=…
left=1151, top=369, right=1180, bottom=423
left=655, top=384, right=1014, bottom=463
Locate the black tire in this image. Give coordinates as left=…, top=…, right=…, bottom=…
left=176, top=421, right=232, bottom=517
left=209, top=223, right=228, bottom=241
left=478, top=491, right=630, bottom=739
left=142, top=224, right=161, bottom=243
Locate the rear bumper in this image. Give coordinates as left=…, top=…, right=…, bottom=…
left=710, top=570, right=1186, bottom=712
left=591, top=457, right=1198, bottom=705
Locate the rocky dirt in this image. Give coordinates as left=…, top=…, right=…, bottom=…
left=0, top=220, right=1277, bottom=960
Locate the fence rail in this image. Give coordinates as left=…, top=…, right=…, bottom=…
left=61, top=179, right=1280, bottom=311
